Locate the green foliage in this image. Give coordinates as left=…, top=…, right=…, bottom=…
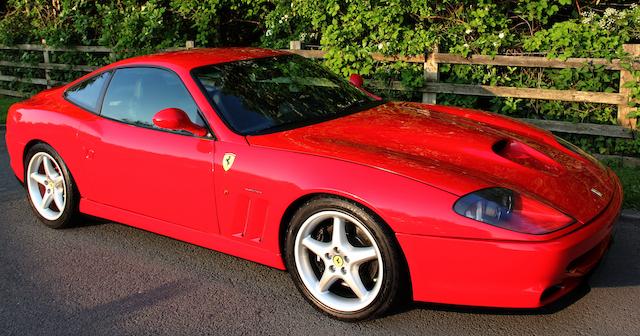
left=605, top=160, right=640, bottom=210
left=1, top=0, right=639, bottom=156
left=0, top=95, right=22, bottom=123
left=97, top=0, right=179, bottom=56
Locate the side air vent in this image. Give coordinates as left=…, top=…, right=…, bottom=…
left=493, top=139, right=563, bottom=174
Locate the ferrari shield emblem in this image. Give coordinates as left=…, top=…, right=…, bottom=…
left=222, top=153, right=236, bottom=171
left=332, top=255, right=344, bottom=268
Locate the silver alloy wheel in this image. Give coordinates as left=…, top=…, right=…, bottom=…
left=294, top=210, right=384, bottom=312
left=26, top=152, right=67, bottom=221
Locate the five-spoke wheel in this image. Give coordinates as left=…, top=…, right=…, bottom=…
left=24, top=143, right=78, bottom=228
left=27, top=152, right=67, bottom=221
left=286, top=197, right=404, bottom=321
left=294, top=210, right=383, bottom=312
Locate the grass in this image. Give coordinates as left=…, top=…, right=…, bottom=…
left=0, top=95, right=23, bottom=124
left=606, top=161, right=640, bottom=211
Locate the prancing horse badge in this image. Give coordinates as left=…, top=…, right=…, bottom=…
left=222, top=153, right=236, bottom=171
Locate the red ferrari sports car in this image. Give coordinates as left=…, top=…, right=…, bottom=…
left=5, top=48, right=622, bottom=321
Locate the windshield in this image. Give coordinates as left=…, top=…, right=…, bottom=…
left=192, top=54, right=382, bottom=135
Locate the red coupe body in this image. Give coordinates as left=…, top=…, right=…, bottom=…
left=5, top=48, right=622, bottom=309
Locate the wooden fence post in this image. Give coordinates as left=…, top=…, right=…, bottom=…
left=290, top=40, right=302, bottom=50
left=422, top=46, right=439, bottom=104
left=618, top=44, right=639, bottom=129
left=42, top=40, right=51, bottom=89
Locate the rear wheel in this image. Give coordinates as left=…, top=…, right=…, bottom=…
left=285, top=197, right=404, bottom=321
left=24, top=143, right=79, bottom=229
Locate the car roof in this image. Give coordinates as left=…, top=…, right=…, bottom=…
left=112, top=47, right=289, bottom=71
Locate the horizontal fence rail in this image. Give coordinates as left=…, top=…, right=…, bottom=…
left=0, top=44, right=112, bottom=52
left=370, top=81, right=626, bottom=105
left=0, top=41, right=638, bottom=141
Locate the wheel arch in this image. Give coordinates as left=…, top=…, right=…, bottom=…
left=278, top=192, right=413, bottom=299
left=23, top=139, right=49, bottom=166
left=21, top=139, right=51, bottom=181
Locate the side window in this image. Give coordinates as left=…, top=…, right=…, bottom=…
left=64, top=71, right=111, bottom=113
left=101, top=67, right=205, bottom=130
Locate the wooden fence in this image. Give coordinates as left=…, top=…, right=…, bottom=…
left=1, top=41, right=639, bottom=141
left=0, top=42, right=192, bottom=97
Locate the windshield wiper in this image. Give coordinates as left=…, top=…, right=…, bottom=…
left=248, top=99, right=386, bottom=136
left=340, top=98, right=386, bottom=114
left=339, top=99, right=368, bottom=111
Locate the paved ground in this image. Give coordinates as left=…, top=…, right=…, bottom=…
left=1, top=131, right=639, bottom=336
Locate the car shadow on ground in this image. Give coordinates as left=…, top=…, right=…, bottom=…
left=73, top=214, right=112, bottom=228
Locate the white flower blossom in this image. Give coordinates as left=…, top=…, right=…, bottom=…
left=463, top=43, right=469, bottom=48
left=581, top=11, right=594, bottom=24
left=493, top=42, right=499, bottom=47
left=498, top=32, right=505, bottom=39
left=465, top=28, right=473, bottom=34
left=377, top=42, right=384, bottom=50
left=265, top=29, right=273, bottom=37
left=603, top=8, right=617, bottom=18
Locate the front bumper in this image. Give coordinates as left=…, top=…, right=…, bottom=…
left=397, top=178, right=622, bottom=308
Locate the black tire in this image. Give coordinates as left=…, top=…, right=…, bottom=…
left=24, top=143, right=79, bottom=229
left=285, top=196, right=405, bottom=321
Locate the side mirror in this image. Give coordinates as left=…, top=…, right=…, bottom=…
left=349, top=73, right=382, bottom=101
left=349, top=74, right=364, bottom=88
left=152, top=108, right=208, bottom=137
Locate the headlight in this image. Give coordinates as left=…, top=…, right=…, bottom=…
left=453, top=187, right=575, bottom=234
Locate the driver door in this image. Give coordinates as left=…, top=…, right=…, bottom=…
left=83, top=67, right=217, bottom=233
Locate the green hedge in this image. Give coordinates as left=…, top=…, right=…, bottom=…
left=1, top=1, right=639, bottom=155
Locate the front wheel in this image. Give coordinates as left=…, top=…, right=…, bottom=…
left=24, top=143, right=79, bottom=229
left=285, top=197, right=405, bottom=321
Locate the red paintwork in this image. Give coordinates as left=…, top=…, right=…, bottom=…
left=349, top=74, right=381, bottom=100
left=152, top=108, right=208, bottom=137
left=4, top=48, right=622, bottom=309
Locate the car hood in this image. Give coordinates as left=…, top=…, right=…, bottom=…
left=247, top=102, right=615, bottom=224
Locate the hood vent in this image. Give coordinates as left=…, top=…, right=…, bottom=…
left=493, top=139, right=563, bottom=174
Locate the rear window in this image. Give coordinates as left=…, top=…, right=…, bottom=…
left=64, top=71, right=111, bottom=113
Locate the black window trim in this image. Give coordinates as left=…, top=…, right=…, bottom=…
left=63, top=70, right=113, bottom=114
left=95, top=64, right=215, bottom=139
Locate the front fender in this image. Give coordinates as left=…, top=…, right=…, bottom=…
left=213, top=142, right=518, bottom=262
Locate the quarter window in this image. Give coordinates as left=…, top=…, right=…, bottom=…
left=101, top=67, right=205, bottom=130
left=64, top=71, right=111, bottom=113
